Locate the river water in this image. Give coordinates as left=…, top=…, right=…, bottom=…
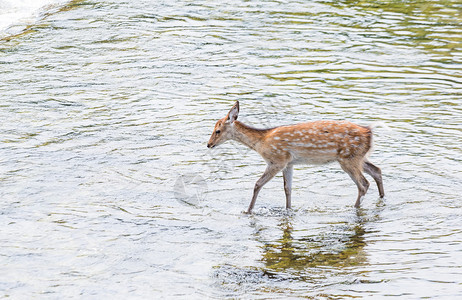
left=1, top=0, right=461, bottom=298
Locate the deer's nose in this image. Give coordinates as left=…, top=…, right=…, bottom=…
left=207, top=143, right=211, bottom=148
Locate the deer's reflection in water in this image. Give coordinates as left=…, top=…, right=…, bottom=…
left=257, top=210, right=369, bottom=281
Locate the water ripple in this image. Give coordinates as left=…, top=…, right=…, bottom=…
left=0, top=0, right=461, bottom=298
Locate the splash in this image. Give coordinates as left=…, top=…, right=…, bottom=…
left=0, top=0, right=70, bottom=38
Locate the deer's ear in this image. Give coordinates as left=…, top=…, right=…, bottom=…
left=226, top=101, right=239, bottom=123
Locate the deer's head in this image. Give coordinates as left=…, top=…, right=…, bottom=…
left=207, top=101, right=239, bottom=148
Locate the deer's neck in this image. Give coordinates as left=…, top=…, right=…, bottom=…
left=232, top=121, right=270, bottom=151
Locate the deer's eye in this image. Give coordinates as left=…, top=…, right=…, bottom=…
left=215, top=130, right=221, bottom=134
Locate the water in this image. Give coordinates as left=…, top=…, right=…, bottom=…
left=0, top=0, right=71, bottom=39
left=1, top=0, right=461, bottom=298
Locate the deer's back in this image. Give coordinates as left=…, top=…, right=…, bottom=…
left=260, top=121, right=372, bottom=165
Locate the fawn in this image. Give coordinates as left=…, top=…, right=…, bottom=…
left=207, top=101, right=384, bottom=214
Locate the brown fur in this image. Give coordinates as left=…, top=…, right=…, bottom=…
left=207, top=101, right=384, bottom=213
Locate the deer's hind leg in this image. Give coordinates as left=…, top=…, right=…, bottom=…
left=339, top=159, right=370, bottom=208
left=363, top=160, right=384, bottom=198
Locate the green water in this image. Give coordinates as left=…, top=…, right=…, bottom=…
left=1, top=0, right=461, bottom=298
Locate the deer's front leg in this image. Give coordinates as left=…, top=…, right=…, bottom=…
left=246, top=163, right=284, bottom=214
left=283, top=164, right=293, bottom=209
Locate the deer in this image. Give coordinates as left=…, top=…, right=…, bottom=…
left=207, top=101, right=384, bottom=214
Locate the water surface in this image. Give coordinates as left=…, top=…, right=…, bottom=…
left=1, top=0, right=461, bottom=298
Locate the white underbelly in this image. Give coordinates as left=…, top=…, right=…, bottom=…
left=290, top=149, right=337, bottom=165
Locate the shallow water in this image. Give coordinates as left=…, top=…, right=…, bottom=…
left=0, top=0, right=70, bottom=38
left=1, top=0, right=461, bottom=298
